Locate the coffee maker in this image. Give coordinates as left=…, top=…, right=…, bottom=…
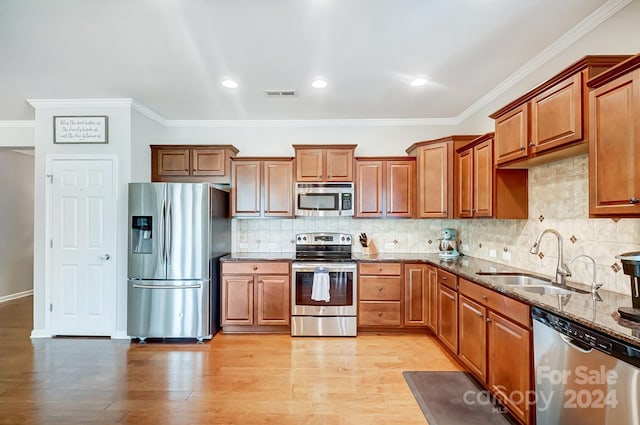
left=438, top=228, right=460, bottom=259
left=615, top=252, right=640, bottom=321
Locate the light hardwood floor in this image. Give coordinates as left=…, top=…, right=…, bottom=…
left=0, top=297, right=461, bottom=424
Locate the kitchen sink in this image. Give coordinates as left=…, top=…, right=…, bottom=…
left=476, top=271, right=552, bottom=286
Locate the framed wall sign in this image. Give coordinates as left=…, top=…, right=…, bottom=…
left=53, top=115, right=109, bottom=144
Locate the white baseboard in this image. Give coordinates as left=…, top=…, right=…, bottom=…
left=0, top=289, right=33, bottom=304
left=30, top=329, right=53, bottom=338
left=111, top=331, right=131, bottom=340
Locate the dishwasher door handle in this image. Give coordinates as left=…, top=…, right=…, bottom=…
left=560, top=334, right=593, bottom=354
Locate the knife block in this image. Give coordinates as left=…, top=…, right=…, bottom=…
left=361, top=240, right=377, bottom=256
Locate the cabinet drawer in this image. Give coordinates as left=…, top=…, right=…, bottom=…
left=360, top=276, right=402, bottom=301
left=222, top=262, right=289, bottom=275
left=359, top=302, right=402, bottom=326
left=459, top=278, right=530, bottom=328
left=437, top=269, right=458, bottom=290
left=359, top=262, right=402, bottom=276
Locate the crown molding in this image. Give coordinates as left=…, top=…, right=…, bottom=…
left=165, top=117, right=458, bottom=128
left=455, top=0, right=633, bottom=124
left=0, top=120, right=36, bottom=128
left=131, top=100, right=167, bottom=126
left=26, top=98, right=134, bottom=109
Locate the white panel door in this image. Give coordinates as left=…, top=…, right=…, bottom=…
left=50, top=159, right=116, bottom=336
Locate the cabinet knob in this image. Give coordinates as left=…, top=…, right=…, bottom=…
left=378, top=287, right=383, bottom=292
left=478, top=312, right=484, bottom=319
left=482, top=295, right=488, bottom=301
left=253, top=266, right=258, bottom=271
left=529, top=142, right=535, bottom=147
left=630, top=197, right=639, bottom=204
left=441, top=276, right=447, bottom=280
left=519, top=146, right=526, bottom=151
left=377, top=312, right=383, bottom=317
left=486, top=317, right=492, bottom=323
left=378, top=267, right=383, bottom=272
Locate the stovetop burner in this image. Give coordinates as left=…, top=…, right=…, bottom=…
left=295, top=232, right=353, bottom=262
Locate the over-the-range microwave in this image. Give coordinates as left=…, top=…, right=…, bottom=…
left=295, top=182, right=354, bottom=217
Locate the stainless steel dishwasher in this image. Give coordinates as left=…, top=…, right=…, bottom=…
left=532, top=307, right=640, bottom=425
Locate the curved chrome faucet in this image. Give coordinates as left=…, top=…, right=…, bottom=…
left=530, top=229, right=571, bottom=285
left=571, top=254, right=603, bottom=294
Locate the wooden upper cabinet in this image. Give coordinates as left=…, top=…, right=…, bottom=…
left=454, top=133, right=527, bottom=219
left=263, top=160, right=294, bottom=217
left=530, top=72, right=582, bottom=154
left=155, top=148, right=191, bottom=176
left=490, top=55, right=629, bottom=168
left=355, top=160, right=383, bottom=217
left=407, top=136, right=477, bottom=218
left=355, top=157, right=415, bottom=218
left=325, top=148, right=354, bottom=181
left=231, top=158, right=294, bottom=218
left=494, top=103, right=529, bottom=165
left=587, top=54, right=640, bottom=217
left=293, top=145, right=356, bottom=182
left=151, top=145, right=239, bottom=183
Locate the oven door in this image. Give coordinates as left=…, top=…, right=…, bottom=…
left=291, top=262, right=357, bottom=316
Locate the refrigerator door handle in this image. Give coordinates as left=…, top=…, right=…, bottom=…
left=166, top=199, right=172, bottom=265
left=132, top=283, right=202, bottom=290
left=160, top=199, right=167, bottom=265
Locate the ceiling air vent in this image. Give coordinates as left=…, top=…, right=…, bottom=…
left=264, top=90, right=297, bottom=97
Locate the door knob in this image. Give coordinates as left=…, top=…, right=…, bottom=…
left=101, top=254, right=111, bottom=261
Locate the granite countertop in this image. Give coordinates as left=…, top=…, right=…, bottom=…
left=221, top=251, right=640, bottom=347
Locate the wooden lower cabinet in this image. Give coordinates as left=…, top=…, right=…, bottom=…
left=221, top=262, right=290, bottom=332
left=426, top=266, right=438, bottom=333
left=458, top=295, right=487, bottom=382
left=404, top=264, right=429, bottom=327
left=437, top=283, right=458, bottom=353
left=488, top=311, right=531, bottom=425
left=358, top=263, right=403, bottom=328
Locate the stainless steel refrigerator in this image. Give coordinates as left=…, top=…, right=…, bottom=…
left=127, top=183, right=230, bottom=342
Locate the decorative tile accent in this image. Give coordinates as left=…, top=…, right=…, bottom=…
left=570, top=235, right=577, bottom=244
left=538, top=252, right=544, bottom=259
left=428, top=239, right=432, bottom=244
left=538, top=215, right=545, bottom=222
left=503, top=247, right=508, bottom=252
left=611, top=263, right=622, bottom=273
left=479, top=243, right=483, bottom=248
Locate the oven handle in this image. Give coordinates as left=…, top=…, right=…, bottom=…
left=292, top=262, right=357, bottom=272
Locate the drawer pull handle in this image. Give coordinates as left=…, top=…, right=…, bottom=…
left=482, top=295, right=488, bottom=301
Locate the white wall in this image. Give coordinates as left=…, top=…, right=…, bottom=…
left=0, top=123, right=35, bottom=147
left=0, top=150, right=34, bottom=300
left=30, top=100, right=132, bottom=338
left=131, top=109, right=168, bottom=181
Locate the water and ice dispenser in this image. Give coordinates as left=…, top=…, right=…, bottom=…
left=131, top=216, right=152, bottom=254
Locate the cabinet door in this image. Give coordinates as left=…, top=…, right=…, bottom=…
left=589, top=69, right=640, bottom=216
left=263, top=160, right=293, bottom=217
left=458, top=295, right=487, bottom=383
left=417, top=142, right=451, bottom=218
left=386, top=160, right=415, bottom=218
left=456, top=148, right=473, bottom=218
left=488, top=311, right=531, bottom=425
left=256, top=275, right=290, bottom=325
left=531, top=72, right=583, bottom=154
left=231, top=161, right=261, bottom=217
left=495, top=103, right=528, bottom=165
left=355, top=160, right=383, bottom=217
left=427, top=266, right=438, bottom=333
left=296, top=149, right=324, bottom=181
left=221, top=275, right=254, bottom=325
left=191, top=148, right=227, bottom=177
left=325, top=149, right=353, bottom=181
left=404, top=264, right=428, bottom=327
left=155, top=148, right=190, bottom=176
left=473, top=139, right=493, bottom=217
left=437, top=283, right=458, bottom=353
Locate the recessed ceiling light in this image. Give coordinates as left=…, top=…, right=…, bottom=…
left=410, top=78, right=428, bottom=87
left=312, top=79, right=328, bottom=89
left=221, top=79, right=239, bottom=89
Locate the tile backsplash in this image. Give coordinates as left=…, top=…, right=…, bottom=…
left=232, top=154, right=640, bottom=295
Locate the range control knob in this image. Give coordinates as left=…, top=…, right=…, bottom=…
left=341, top=236, right=345, bottom=241
left=297, top=236, right=302, bottom=241
left=303, top=236, right=307, bottom=241
left=346, top=236, right=351, bottom=242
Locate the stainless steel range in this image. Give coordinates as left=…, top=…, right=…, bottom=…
left=291, top=232, right=357, bottom=336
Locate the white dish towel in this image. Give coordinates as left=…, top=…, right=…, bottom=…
left=311, top=267, right=331, bottom=302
